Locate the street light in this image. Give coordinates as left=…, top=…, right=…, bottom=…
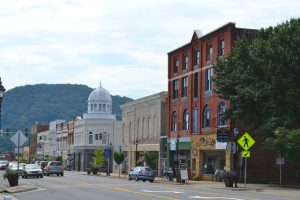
left=135, top=138, right=139, bottom=166
left=0, top=78, right=6, bottom=133
left=233, top=128, right=239, bottom=187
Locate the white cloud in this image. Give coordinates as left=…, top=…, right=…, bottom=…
left=0, top=0, right=299, bottom=99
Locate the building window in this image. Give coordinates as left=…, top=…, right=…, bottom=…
left=174, top=59, right=179, bottom=74
left=183, top=55, right=188, bottom=70
left=95, top=134, right=98, bottom=140
left=171, top=112, right=177, bottom=132
left=203, top=105, right=210, bottom=128
left=192, top=107, right=198, bottom=133
left=217, top=102, right=226, bottom=127
left=207, top=44, right=212, bottom=62
left=182, top=76, right=188, bottom=97
left=183, top=109, right=189, bottom=130
left=205, top=68, right=213, bottom=92
left=88, top=131, right=93, bottom=144
left=219, top=39, right=224, bottom=56
left=195, top=51, right=200, bottom=66
left=193, top=72, right=198, bottom=98
left=173, top=80, right=178, bottom=99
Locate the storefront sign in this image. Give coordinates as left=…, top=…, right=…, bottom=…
left=199, top=136, right=216, bottom=146
left=217, top=129, right=230, bottom=142
left=215, top=141, right=227, bottom=149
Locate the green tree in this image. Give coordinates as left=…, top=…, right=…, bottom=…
left=145, top=152, right=157, bottom=170
left=214, top=18, right=300, bottom=176
left=55, top=156, right=62, bottom=162
left=113, top=151, right=125, bottom=177
left=91, top=147, right=105, bottom=170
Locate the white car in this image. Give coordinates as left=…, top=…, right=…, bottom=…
left=22, top=164, right=43, bottom=178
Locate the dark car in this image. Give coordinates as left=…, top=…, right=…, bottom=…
left=128, top=167, right=154, bottom=182
left=44, top=161, right=64, bottom=176
left=22, top=164, right=43, bottom=178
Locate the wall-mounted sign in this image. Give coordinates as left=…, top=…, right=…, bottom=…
left=217, top=129, right=230, bottom=142
left=199, top=137, right=216, bottom=146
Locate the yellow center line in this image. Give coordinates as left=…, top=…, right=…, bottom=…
left=99, top=185, right=178, bottom=200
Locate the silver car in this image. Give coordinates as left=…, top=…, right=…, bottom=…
left=22, top=164, right=43, bottom=178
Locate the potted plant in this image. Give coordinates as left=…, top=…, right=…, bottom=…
left=219, top=170, right=236, bottom=187
left=90, top=147, right=105, bottom=175
left=3, top=170, right=19, bottom=187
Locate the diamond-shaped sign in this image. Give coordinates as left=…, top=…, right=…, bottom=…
left=237, top=132, right=255, bottom=151
left=10, top=131, right=28, bottom=147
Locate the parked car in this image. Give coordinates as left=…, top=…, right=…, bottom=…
left=44, top=161, right=64, bottom=176
left=0, top=160, right=9, bottom=170
left=8, top=162, right=26, bottom=173
left=128, top=167, right=154, bottom=182
left=22, top=164, right=43, bottom=178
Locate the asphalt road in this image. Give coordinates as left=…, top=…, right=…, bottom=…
left=1, top=171, right=299, bottom=200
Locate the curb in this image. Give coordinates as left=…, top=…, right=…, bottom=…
left=0, top=184, right=37, bottom=194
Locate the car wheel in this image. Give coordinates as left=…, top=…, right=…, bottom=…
left=41, top=175, right=43, bottom=178
left=128, top=175, right=131, bottom=181
left=22, top=176, right=24, bottom=178
left=57, top=174, right=59, bottom=176
left=24, top=176, right=27, bottom=179
left=150, top=180, right=154, bottom=183
left=61, top=173, right=64, bottom=176
left=47, top=173, right=49, bottom=176
left=143, top=180, right=145, bottom=182
left=135, top=176, right=138, bottom=181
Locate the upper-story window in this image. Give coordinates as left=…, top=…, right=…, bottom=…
left=183, top=55, right=188, bottom=70
left=207, top=44, right=213, bottom=63
left=173, top=80, right=178, bottom=99
left=183, top=109, right=189, bottom=130
left=219, top=39, right=225, bottom=56
left=195, top=51, right=200, bottom=66
left=193, top=72, right=198, bottom=98
left=182, top=77, right=188, bottom=97
left=217, top=102, right=226, bottom=127
left=192, top=107, right=198, bottom=133
left=88, top=131, right=93, bottom=144
left=171, top=111, right=177, bottom=132
left=203, top=105, right=210, bottom=128
left=174, top=59, right=179, bottom=74
left=205, top=68, right=213, bottom=92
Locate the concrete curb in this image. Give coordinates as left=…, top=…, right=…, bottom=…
left=0, top=184, right=37, bottom=194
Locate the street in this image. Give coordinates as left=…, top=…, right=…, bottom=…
left=1, top=171, right=299, bottom=200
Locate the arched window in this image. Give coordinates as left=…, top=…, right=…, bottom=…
left=217, top=102, right=226, bottom=127
left=94, top=104, right=97, bottom=111
left=91, top=104, right=93, bottom=111
left=203, top=105, right=210, bottom=128
left=88, top=131, right=93, bottom=144
left=183, top=109, right=189, bottom=130
left=103, top=104, right=106, bottom=111
left=99, top=104, right=102, bottom=111
left=171, top=112, right=177, bottom=132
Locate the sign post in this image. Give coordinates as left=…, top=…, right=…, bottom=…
left=237, top=132, right=255, bottom=188
left=276, top=157, right=285, bottom=185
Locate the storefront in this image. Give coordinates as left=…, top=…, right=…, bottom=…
left=191, top=134, right=232, bottom=180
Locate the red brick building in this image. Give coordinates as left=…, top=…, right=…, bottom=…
left=167, top=23, right=257, bottom=180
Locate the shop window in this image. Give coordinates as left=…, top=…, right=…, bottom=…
left=203, top=151, right=225, bottom=175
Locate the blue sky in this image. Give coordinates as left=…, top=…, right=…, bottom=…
left=0, top=0, right=299, bottom=99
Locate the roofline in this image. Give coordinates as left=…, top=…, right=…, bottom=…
left=120, top=91, right=167, bottom=108
left=168, top=42, right=191, bottom=55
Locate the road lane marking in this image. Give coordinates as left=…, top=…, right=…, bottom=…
left=99, top=186, right=178, bottom=200
left=141, top=190, right=184, bottom=194
left=189, top=197, right=244, bottom=200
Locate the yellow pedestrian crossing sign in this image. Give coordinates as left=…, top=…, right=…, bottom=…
left=237, top=132, right=255, bottom=151
left=242, top=151, right=250, bottom=158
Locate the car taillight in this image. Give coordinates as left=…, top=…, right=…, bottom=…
left=60, top=166, right=64, bottom=170
left=48, top=166, right=52, bottom=170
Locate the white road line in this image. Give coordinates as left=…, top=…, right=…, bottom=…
left=141, top=190, right=184, bottom=194
left=189, top=196, right=245, bottom=200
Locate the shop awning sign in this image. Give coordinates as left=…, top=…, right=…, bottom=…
left=237, top=132, right=255, bottom=151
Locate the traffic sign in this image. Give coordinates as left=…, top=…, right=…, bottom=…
left=10, top=131, right=27, bottom=147
left=276, top=158, right=285, bottom=165
left=104, top=148, right=112, bottom=159
left=242, top=151, right=250, bottom=158
left=237, top=132, right=255, bottom=151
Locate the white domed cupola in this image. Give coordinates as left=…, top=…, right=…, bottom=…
left=87, top=83, right=112, bottom=114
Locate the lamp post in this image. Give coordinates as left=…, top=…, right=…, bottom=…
left=175, top=135, right=180, bottom=182
left=135, top=138, right=139, bottom=166
left=0, top=78, right=6, bottom=133
left=233, top=128, right=239, bottom=188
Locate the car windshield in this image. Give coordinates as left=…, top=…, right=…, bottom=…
left=140, top=167, right=152, bottom=172
left=49, top=162, right=62, bottom=166
left=25, top=164, right=39, bottom=169
left=0, top=160, right=8, bottom=164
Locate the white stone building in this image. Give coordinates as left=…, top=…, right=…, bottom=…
left=121, top=92, right=168, bottom=176
left=73, top=84, right=122, bottom=172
